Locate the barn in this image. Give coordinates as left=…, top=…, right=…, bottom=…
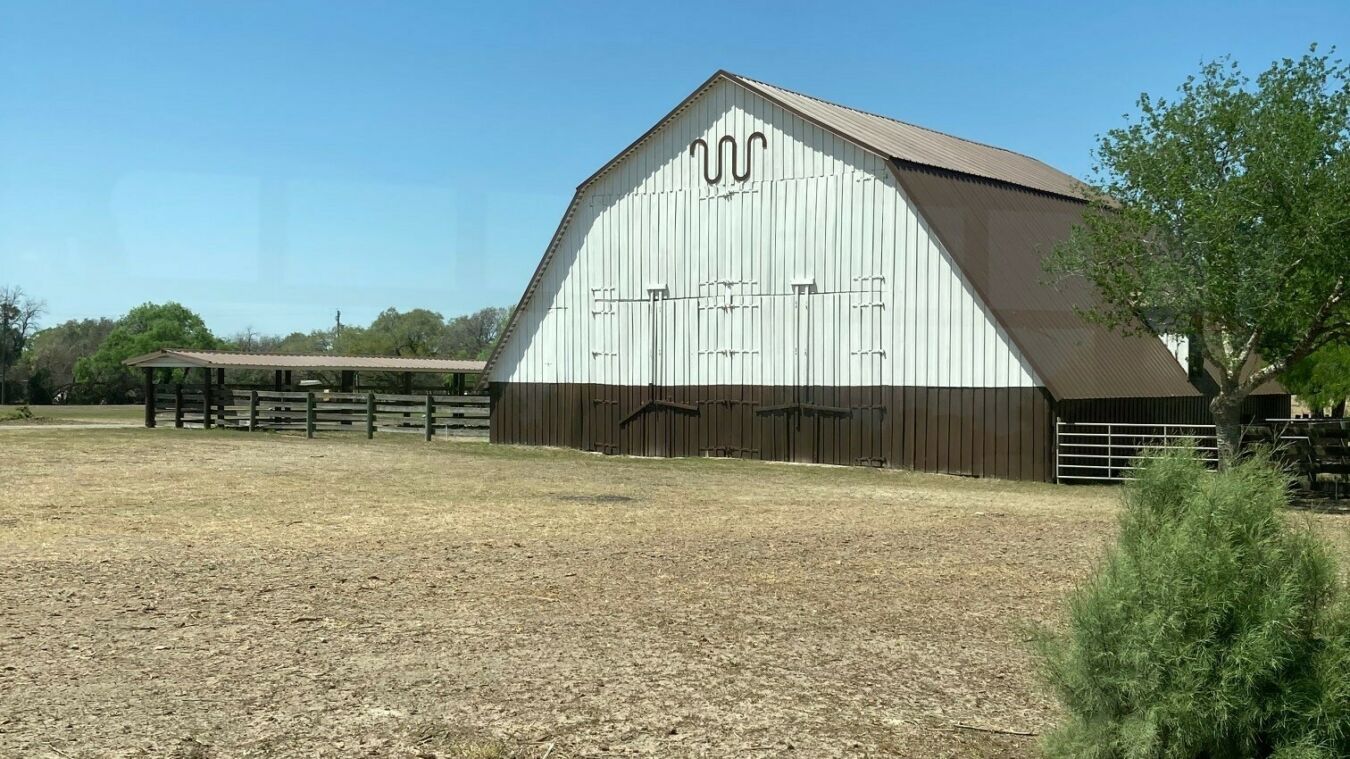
left=480, top=71, right=1289, bottom=481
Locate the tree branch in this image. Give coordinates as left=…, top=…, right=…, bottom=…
left=1238, top=274, right=1346, bottom=395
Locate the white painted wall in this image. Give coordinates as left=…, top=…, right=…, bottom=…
left=490, top=78, right=1040, bottom=389
left=1160, top=334, right=1189, bottom=374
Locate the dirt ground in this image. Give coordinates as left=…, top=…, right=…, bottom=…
left=1, top=429, right=1343, bottom=758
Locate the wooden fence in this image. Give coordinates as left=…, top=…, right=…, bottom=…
left=153, top=385, right=489, bottom=439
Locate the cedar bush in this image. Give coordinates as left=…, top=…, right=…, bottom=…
left=1036, top=449, right=1350, bottom=759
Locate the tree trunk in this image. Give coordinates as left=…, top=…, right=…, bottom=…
left=1210, top=392, right=1245, bottom=466
left=1333, top=399, right=1346, bottom=419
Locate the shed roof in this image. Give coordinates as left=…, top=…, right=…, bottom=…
left=124, top=349, right=485, bottom=374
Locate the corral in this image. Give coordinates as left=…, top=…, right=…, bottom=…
left=3, top=428, right=1347, bottom=758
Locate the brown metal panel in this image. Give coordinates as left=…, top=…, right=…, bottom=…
left=732, top=75, right=1087, bottom=200
left=962, top=388, right=975, bottom=475
left=491, top=382, right=1097, bottom=483
left=893, top=163, right=1210, bottom=401
left=970, top=389, right=986, bottom=477
left=941, top=388, right=957, bottom=474
left=1035, top=388, right=1054, bottom=483
left=893, top=386, right=908, bottom=470
left=671, top=387, right=686, bottom=457
left=760, top=386, right=787, bottom=462
left=1015, top=388, right=1031, bottom=478
left=922, top=388, right=938, bottom=472
left=990, top=389, right=1007, bottom=479
left=1057, top=393, right=1293, bottom=426
left=985, top=388, right=1000, bottom=476
left=902, top=387, right=917, bottom=470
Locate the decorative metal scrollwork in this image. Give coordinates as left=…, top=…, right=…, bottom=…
left=689, top=131, right=767, bottom=185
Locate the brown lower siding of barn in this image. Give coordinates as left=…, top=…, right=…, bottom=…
left=1056, top=394, right=1291, bottom=425
left=489, top=383, right=1057, bottom=482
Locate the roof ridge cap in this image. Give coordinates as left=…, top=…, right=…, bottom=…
left=725, top=71, right=1062, bottom=168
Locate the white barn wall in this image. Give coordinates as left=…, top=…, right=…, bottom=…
left=490, top=79, right=1040, bottom=389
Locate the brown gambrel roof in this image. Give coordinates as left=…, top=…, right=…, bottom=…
left=481, top=71, right=1252, bottom=400
left=125, top=349, right=485, bottom=374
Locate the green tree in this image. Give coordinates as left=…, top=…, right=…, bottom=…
left=22, top=318, right=117, bottom=403
left=0, top=286, right=46, bottom=404
left=445, top=306, right=509, bottom=360
left=1035, top=449, right=1350, bottom=759
left=1284, top=343, right=1350, bottom=417
left=1046, top=48, right=1350, bottom=460
left=363, top=307, right=449, bottom=356
left=76, top=302, right=218, bottom=394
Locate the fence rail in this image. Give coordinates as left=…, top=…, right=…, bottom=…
left=1055, top=422, right=1218, bottom=482
left=153, top=385, right=489, bottom=439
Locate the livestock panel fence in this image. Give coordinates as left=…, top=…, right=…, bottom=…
left=1055, top=422, right=1218, bottom=482
left=1056, top=419, right=1350, bottom=497
left=153, top=385, right=489, bottom=439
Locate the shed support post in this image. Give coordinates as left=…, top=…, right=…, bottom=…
left=248, top=390, right=258, bottom=432
left=305, top=392, right=316, bottom=439
left=174, top=383, right=184, bottom=428
left=366, top=392, right=375, bottom=439
left=216, top=368, right=225, bottom=386
left=274, top=370, right=283, bottom=390
left=283, top=370, right=292, bottom=388
left=202, top=367, right=213, bottom=429
left=143, top=368, right=156, bottom=428
left=425, top=394, right=434, bottom=441
left=340, top=370, right=354, bottom=392
left=402, top=372, right=412, bottom=394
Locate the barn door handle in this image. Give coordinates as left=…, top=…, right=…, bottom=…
left=619, top=399, right=700, bottom=427
left=755, top=402, right=851, bottom=417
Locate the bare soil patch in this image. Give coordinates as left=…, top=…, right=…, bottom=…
left=2, top=429, right=1343, bottom=758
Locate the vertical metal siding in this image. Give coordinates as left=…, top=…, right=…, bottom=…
left=489, top=383, right=1058, bottom=482
left=490, top=79, right=1039, bottom=390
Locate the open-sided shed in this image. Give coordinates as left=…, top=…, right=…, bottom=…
left=126, top=349, right=485, bottom=429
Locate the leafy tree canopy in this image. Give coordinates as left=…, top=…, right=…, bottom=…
left=445, top=307, right=510, bottom=360
left=1284, top=342, right=1350, bottom=415
left=23, top=318, right=117, bottom=402
left=1046, top=47, right=1350, bottom=457
left=76, top=302, right=217, bottom=387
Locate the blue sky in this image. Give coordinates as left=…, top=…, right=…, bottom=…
left=1, top=1, right=1344, bottom=337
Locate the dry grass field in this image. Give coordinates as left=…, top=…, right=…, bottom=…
left=1, top=429, right=1345, bottom=758
left=0, top=404, right=143, bottom=425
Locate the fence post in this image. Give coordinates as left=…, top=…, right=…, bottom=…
left=1106, top=423, right=1113, bottom=480
left=305, top=392, right=316, bottom=439
left=424, top=394, right=434, bottom=441
left=248, top=390, right=258, bottom=431
left=202, top=375, right=213, bottom=430
left=174, top=383, right=184, bottom=428
left=142, top=367, right=156, bottom=428
left=366, top=392, right=375, bottom=439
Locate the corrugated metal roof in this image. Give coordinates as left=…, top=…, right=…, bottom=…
left=728, top=73, right=1090, bottom=200
left=480, top=71, right=1099, bottom=385
left=482, top=71, right=1275, bottom=402
left=892, top=162, right=1204, bottom=399
left=124, top=349, right=485, bottom=374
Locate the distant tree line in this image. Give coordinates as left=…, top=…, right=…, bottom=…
left=0, top=289, right=510, bottom=404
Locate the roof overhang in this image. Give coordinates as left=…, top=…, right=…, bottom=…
left=124, top=349, right=485, bottom=374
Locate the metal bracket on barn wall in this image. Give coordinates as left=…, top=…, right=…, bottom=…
left=689, top=132, right=767, bottom=184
